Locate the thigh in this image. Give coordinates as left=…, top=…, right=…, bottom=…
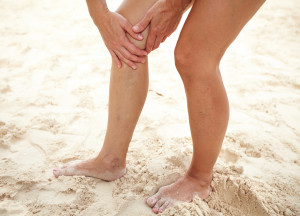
left=117, top=0, right=158, bottom=25
left=116, top=0, right=159, bottom=49
left=177, top=0, right=265, bottom=61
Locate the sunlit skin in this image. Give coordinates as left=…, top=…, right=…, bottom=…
left=53, top=0, right=265, bottom=213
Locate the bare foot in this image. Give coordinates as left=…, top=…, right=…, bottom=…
left=53, top=155, right=126, bottom=181
left=146, top=174, right=212, bottom=214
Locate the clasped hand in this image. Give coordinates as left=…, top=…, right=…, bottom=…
left=97, top=1, right=184, bottom=69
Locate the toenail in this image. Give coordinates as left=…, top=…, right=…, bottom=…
left=53, top=169, right=59, bottom=176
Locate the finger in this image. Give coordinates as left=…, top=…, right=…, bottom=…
left=122, top=20, right=144, bottom=41
left=146, top=35, right=156, bottom=54
left=124, top=37, right=147, bottom=56
left=120, top=47, right=145, bottom=64
left=109, top=50, right=122, bottom=68
left=115, top=50, right=137, bottom=70
left=132, top=11, right=152, bottom=33
left=146, top=26, right=157, bottom=53
left=162, top=36, right=167, bottom=43
left=152, top=36, right=163, bottom=51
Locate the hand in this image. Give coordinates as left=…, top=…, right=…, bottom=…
left=132, top=0, right=186, bottom=53
left=97, top=11, right=148, bottom=69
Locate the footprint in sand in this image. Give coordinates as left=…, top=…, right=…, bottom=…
left=115, top=199, right=154, bottom=216
left=220, top=149, right=239, bottom=163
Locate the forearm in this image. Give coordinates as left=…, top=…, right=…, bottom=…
left=86, top=0, right=110, bottom=26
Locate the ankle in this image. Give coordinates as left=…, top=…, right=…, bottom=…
left=96, top=152, right=126, bottom=169
left=185, top=170, right=213, bottom=186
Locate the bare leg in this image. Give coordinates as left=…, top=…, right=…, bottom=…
left=53, top=0, right=158, bottom=181
left=147, top=0, right=265, bottom=213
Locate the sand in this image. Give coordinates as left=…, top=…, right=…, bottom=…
left=0, top=0, right=299, bottom=215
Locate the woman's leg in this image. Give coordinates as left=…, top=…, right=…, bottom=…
left=53, top=0, right=158, bottom=181
left=147, top=0, right=265, bottom=213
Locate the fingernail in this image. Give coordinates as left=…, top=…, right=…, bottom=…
left=118, top=64, right=121, bottom=69
left=159, top=209, right=163, bottom=213
left=133, top=26, right=139, bottom=31
left=132, top=65, right=137, bottom=70
left=138, top=34, right=143, bottom=40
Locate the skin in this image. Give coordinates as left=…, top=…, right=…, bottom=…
left=132, top=0, right=194, bottom=53
left=53, top=0, right=265, bottom=214
left=85, top=0, right=148, bottom=69
left=53, top=0, right=158, bottom=180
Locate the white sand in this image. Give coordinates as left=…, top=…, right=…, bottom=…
left=0, top=0, right=299, bottom=215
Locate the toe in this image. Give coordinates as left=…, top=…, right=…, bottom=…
left=153, top=199, right=165, bottom=214
left=53, top=168, right=60, bottom=177
left=53, top=167, right=75, bottom=177
left=147, top=193, right=161, bottom=208
left=60, top=164, right=68, bottom=169
left=146, top=197, right=156, bottom=207
left=158, top=200, right=170, bottom=213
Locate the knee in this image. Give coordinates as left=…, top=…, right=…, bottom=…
left=174, top=46, right=196, bottom=76
left=174, top=42, right=223, bottom=82
left=116, top=9, right=149, bottom=50
left=127, top=28, right=149, bottom=50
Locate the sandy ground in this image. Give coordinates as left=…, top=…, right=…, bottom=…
left=0, top=0, right=300, bottom=215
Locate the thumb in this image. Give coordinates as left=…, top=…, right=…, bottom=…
left=132, top=12, right=152, bottom=33
left=123, top=20, right=144, bottom=41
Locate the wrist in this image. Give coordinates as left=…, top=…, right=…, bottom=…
left=94, top=9, right=111, bottom=29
